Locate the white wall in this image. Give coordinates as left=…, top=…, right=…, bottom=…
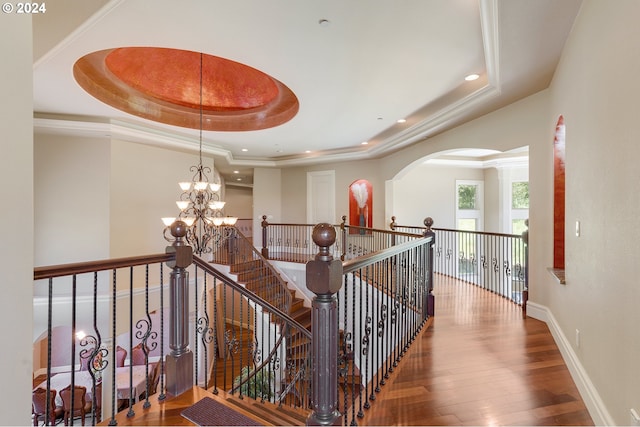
left=534, top=1, right=640, bottom=424
left=1, top=12, right=34, bottom=424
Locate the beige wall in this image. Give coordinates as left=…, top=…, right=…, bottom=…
left=392, top=164, right=485, bottom=230
left=1, top=12, right=34, bottom=424
left=110, top=139, right=204, bottom=258
left=34, top=134, right=110, bottom=265
left=226, top=186, right=253, bottom=219
left=539, top=1, right=640, bottom=424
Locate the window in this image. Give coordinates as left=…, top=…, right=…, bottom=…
left=456, top=180, right=483, bottom=231
left=511, top=181, right=529, bottom=235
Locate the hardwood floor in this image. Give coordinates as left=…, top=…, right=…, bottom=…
left=100, top=274, right=593, bottom=426
left=359, top=274, right=593, bottom=426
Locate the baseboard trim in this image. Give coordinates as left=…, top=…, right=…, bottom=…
left=526, top=302, right=614, bottom=426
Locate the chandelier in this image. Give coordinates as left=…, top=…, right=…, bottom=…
left=162, top=52, right=237, bottom=255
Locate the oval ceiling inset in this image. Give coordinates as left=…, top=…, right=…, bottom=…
left=73, top=47, right=299, bottom=131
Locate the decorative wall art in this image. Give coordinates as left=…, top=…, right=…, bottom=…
left=349, top=179, right=372, bottom=234
left=553, top=115, right=565, bottom=270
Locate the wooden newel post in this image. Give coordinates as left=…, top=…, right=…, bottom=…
left=423, top=217, right=436, bottom=318
left=165, top=220, right=194, bottom=397
left=306, top=223, right=343, bottom=426
left=390, top=215, right=397, bottom=246
left=521, top=219, right=529, bottom=318
left=261, top=215, right=269, bottom=258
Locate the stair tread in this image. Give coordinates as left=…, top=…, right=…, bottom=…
left=225, top=394, right=309, bottom=426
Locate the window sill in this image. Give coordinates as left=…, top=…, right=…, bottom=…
left=547, top=268, right=566, bottom=285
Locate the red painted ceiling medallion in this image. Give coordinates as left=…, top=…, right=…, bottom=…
left=73, top=47, right=298, bottom=131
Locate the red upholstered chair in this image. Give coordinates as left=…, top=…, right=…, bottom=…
left=115, top=345, right=127, bottom=367
left=86, top=382, right=102, bottom=423
left=32, top=388, right=63, bottom=426
left=59, top=385, right=88, bottom=426
left=130, top=343, right=147, bottom=366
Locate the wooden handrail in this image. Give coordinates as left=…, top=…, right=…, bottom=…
left=34, top=253, right=172, bottom=280
left=342, top=234, right=434, bottom=274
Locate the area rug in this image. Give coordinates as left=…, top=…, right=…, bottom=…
left=181, top=396, right=264, bottom=426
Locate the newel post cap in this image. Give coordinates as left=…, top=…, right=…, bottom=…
left=306, top=223, right=342, bottom=295
left=166, top=220, right=193, bottom=268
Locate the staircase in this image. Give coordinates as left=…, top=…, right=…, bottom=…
left=231, top=259, right=311, bottom=331
left=209, top=227, right=361, bottom=420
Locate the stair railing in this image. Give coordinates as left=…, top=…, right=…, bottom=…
left=32, top=224, right=311, bottom=425
left=306, top=222, right=435, bottom=426
left=390, top=216, right=529, bottom=309
left=261, top=215, right=422, bottom=263
left=191, top=256, right=312, bottom=408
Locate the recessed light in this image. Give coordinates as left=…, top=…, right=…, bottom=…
left=397, top=119, right=406, bottom=123
left=361, top=141, right=368, bottom=145
left=305, top=150, right=311, bottom=153
left=236, top=178, right=242, bottom=181
left=241, top=148, right=248, bottom=152
left=233, top=170, right=239, bottom=174
left=319, top=19, right=330, bottom=27
left=465, top=74, right=479, bottom=81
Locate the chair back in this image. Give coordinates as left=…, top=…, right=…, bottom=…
left=116, top=345, right=127, bottom=367
left=32, top=388, right=61, bottom=426
left=130, top=343, right=147, bottom=366
left=60, top=385, right=87, bottom=425
left=89, top=382, right=102, bottom=422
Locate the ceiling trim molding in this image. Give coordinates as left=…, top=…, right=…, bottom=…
left=425, top=155, right=528, bottom=169
left=33, top=0, right=127, bottom=70
left=367, top=84, right=500, bottom=157
left=480, top=0, right=501, bottom=90
left=34, top=117, right=111, bottom=138
left=367, top=0, right=502, bottom=158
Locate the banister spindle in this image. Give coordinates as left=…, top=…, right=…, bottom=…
left=522, top=218, right=529, bottom=317
left=306, top=224, right=343, bottom=426
left=165, top=220, right=194, bottom=397
left=261, top=215, right=269, bottom=258
left=340, top=215, right=347, bottom=261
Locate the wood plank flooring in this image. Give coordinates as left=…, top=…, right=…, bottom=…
left=358, top=274, right=593, bottom=426
left=100, top=274, right=593, bottom=426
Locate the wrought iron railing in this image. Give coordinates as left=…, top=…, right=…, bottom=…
left=304, top=224, right=435, bottom=425
left=32, top=220, right=436, bottom=426
left=261, top=215, right=423, bottom=263
left=390, top=216, right=529, bottom=308
left=33, top=254, right=172, bottom=425
left=32, top=250, right=310, bottom=424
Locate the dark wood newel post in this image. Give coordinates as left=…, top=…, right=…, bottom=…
left=165, top=220, right=194, bottom=397
left=261, top=215, right=269, bottom=258
left=424, top=217, right=436, bottom=318
left=306, top=223, right=343, bottom=426
left=522, top=218, right=529, bottom=318
left=390, top=215, right=397, bottom=246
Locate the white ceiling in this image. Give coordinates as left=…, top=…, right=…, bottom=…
left=32, top=0, right=582, bottom=182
